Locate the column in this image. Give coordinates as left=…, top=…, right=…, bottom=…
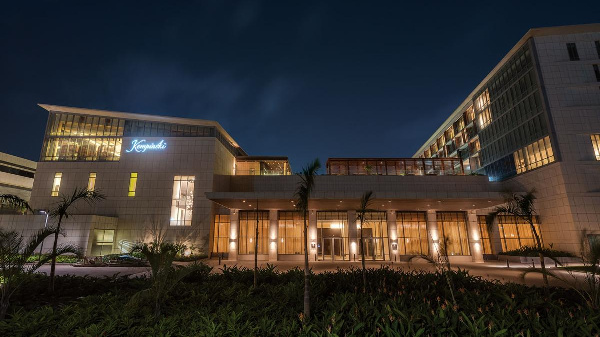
left=268, top=210, right=278, bottom=261
left=228, top=209, right=239, bottom=261
left=348, top=210, right=357, bottom=261
left=488, top=216, right=503, bottom=255
left=467, top=210, right=484, bottom=263
left=387, top=210, right=399, bottom=262
left=308, top=210, right=317, bottom=261
left=426, top=210, right=439, bottom=260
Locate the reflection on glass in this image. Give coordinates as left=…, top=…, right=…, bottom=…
left=170, top=176, right=195, bottom=226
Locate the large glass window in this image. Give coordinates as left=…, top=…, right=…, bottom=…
left=128, top=173, right=137, bottom=197
left=239, top=211, right=269, bottom=255
left=477, top=216, right=493, bottom=254
left=357, top=211, right=388, bottom=260
left=51, top=172, right=62, bottom=197
left=498, top=215, right=541, bottom=251
left=87, top=173, right=96, bottom=191
left=43, top=137, right=123, bottom=161
left=477, top=107, right=492, bottom=130
left=474, top=89, right=490, bottom=111
left=592, top=134, right=600, bottom=160
left=513, top=136, right=555, bottom=174
left=436, top=212, right=470, bottom=256
left=278, top=211, right=304, bottom=254
left=170, top=176, right=194, bottom=226
left=396, top=212, right=428, bottom=255
left=317, top=211, right=349, bottom=261
left=212, top=214, right=230, bottom=253
left=91, top=229, right=115, bottom=256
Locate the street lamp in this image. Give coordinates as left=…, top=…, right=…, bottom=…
left=38, top=210, right=49, bottom=262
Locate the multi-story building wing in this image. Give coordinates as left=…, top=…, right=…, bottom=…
left=0, top=151, right=36, bottom=204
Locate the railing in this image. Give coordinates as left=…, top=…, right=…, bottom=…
left=235, top=169, right=290, bottom=176
left=326, top=158, right=465, bottom=176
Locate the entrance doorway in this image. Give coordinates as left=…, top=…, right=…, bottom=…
left=320, top=237, right=345, bottom=261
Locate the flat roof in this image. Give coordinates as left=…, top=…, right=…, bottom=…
left=38, top=104, right=243, bottom=151
left=0, top=151, right=37, bottom=170
left=412, top=23, right=600, bottom=157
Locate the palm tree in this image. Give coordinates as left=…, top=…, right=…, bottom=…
left=254, top=200, right=259, bottom=288
left=0, top=227, right=81, bottom=320
left=356, top=190, right=374, bottom=292
left=0, top=194, right=32, bottom=214
left=294, top=158, right=321, bottom=321
left=48, top=187, right=105, bottom=292
left=489, top=190, right=549, bottom=286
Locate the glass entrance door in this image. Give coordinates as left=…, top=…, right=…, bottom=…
left=361, top=238, right=386, bottom=260
left=320, top=237, right=345, bottom=261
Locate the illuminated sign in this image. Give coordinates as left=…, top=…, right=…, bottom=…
left=125, top=139, right=167, bottom=153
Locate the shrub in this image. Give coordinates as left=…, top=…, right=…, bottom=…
left=26, top=254, right=79, bottom=264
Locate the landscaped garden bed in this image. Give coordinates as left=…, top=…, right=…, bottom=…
left=498, top=246, right=581, bottom=265
left=1, top=265, right=598, bottom=336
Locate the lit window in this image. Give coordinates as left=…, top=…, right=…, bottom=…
left=513, top=136, right=555, bottom=174
left=213, top=214, right=230, bottom=253
left=477, top=107, right=492, bottom=130
left=497, top=215, right=541, bottom=251
left=436, top=212, right=470, bottom=256
left=87, top=172, right=97, bottom=191
left=591, top=134, right=600, bottom=160
left=567, top=43, right=579, bottom=61
left=278, top=211, right=304, bottom=254
left=170, top=176, right=195, bottom=226
left=239, top=211, right=269, bottom=254
left=474, top=89, right=490, bottom=111
left=128, top=173, right=138, bottom=197
left=396, top=212, right=428, bottom=255
left=51, top=172, right=62, bottom=197
left=477, top=216, right=493, bottom=254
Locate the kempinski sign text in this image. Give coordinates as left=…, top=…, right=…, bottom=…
left=125, top=139, right=167, bottom=153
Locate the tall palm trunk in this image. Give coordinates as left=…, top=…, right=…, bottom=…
left=254, top=201, right=259, bottom=288
left=303, top=209, right=310, bottom=319
left=49, top=214, right=63, bottom=292
left=359, top=215, right=366, bottom=293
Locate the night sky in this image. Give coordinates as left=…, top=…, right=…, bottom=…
left=1, top=1, right=599, bottom=171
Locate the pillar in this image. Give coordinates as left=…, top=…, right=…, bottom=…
left=268, top=210, right=278, bottom=261
left=426, top=210, right=439, bottom=260
left=387, top=210, right=399, bottom=262
left=308, top=210, right=318, bottom=260
left=228, top=209, right=239, bottom=261
left=348, top=210, right=358, bottom=261
left=467, top=210, right=484, bottom=263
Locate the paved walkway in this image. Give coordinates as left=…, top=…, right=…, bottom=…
left=37, top=259, right=587, bottom=288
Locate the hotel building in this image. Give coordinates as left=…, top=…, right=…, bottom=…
left=0, top=151, right=36, bottom=204
left=1, top=23, right=599, bottom=261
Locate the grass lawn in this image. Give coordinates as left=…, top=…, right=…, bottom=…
left=0, top=265, right=598, bottom=336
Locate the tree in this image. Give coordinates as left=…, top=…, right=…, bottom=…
left=254, top=200, right=259, bottom=288
left=0, top=194, right=32, bottom=214
left=489, top=190, right=549, bottom=286
left=48, top=188, right=105, bottom=292
left=294, top=158, right=321, bottom=321
left=356, top=190, right=374, bottom=293
left=0, top=227, right=80, bottom=320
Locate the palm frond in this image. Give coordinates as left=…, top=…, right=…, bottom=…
left=50, top=187, right=106, bottom=219
left=0, top=194, right=32, bottom=213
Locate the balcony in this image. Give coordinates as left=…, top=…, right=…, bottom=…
left=234, top=156, right=292, bottom=176
left=326, top=158, right=465, bottom=176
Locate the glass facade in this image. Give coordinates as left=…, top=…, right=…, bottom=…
left=278, top=211, right=304, bottom=254
left=212, top=214, right=230, bottom=254
left=41, top=111, right=244, bottom=161
left=513, top=136, right=555, bottom=174
left=357, top=211, right=388, bottom=260
left=498, top=215, right=541, bottom=251
left=436, top=212, right=470, bottom=256
left=235, top=157, right=292, bottom=176
left=477, top=216, right=493, bottom=254
left=396, top=212, right=428, bottom=255
left=170, top=176, right=195, bottom=226
left=317, top=211, right=349, bottom=261
left=327, top=158, right=464, bottom=176
left=238, top=211, right=269, bottom=255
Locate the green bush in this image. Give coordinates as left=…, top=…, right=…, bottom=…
left=0, top=265, right=597, bottom=335
left=26, top=254, right=79, bottom=264
left=173, top=254, right=208, bottom=262
left=498, top=246, right=576, bottom=257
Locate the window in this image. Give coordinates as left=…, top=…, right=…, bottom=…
left=396, top=212, right=428, bottom=255
left=436, top=212, right=470, bottom=256
left=591, top=134, right=600, bottom=160
left=474, top=89, right=490, bottom=111
left=87, top=173, right=97, bottom=191
left=128, top=173, right=138, bottom=197
left=212, top=214, right=230, bottom=253
left=567, top=43, right=579, bottom=61
left=497, top=215, right=541, bottom=251
left=51, top=172, right=62, bottom=196
left=278, top=211, right=304, bottom=254
left=594, top=65, right=600, bottom=82
left=595, top=41, right=600, bottom=59
left=513, top=136, right=555, bottom=174
left=91, top=229, right=114, bottom=256
left=477, top=107, right=492, bottom=130
left=317, top=211, right=349, bottom=260
left=477, top=216, right=493, bottom=254
left=238, top=211, right=269, bottom=254
left=170, top=176, right=195, bottom=226
left=357, top=211, right=388, bottom=260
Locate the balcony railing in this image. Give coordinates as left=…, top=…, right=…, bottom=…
left=326, top=158, right=465, bottom=176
